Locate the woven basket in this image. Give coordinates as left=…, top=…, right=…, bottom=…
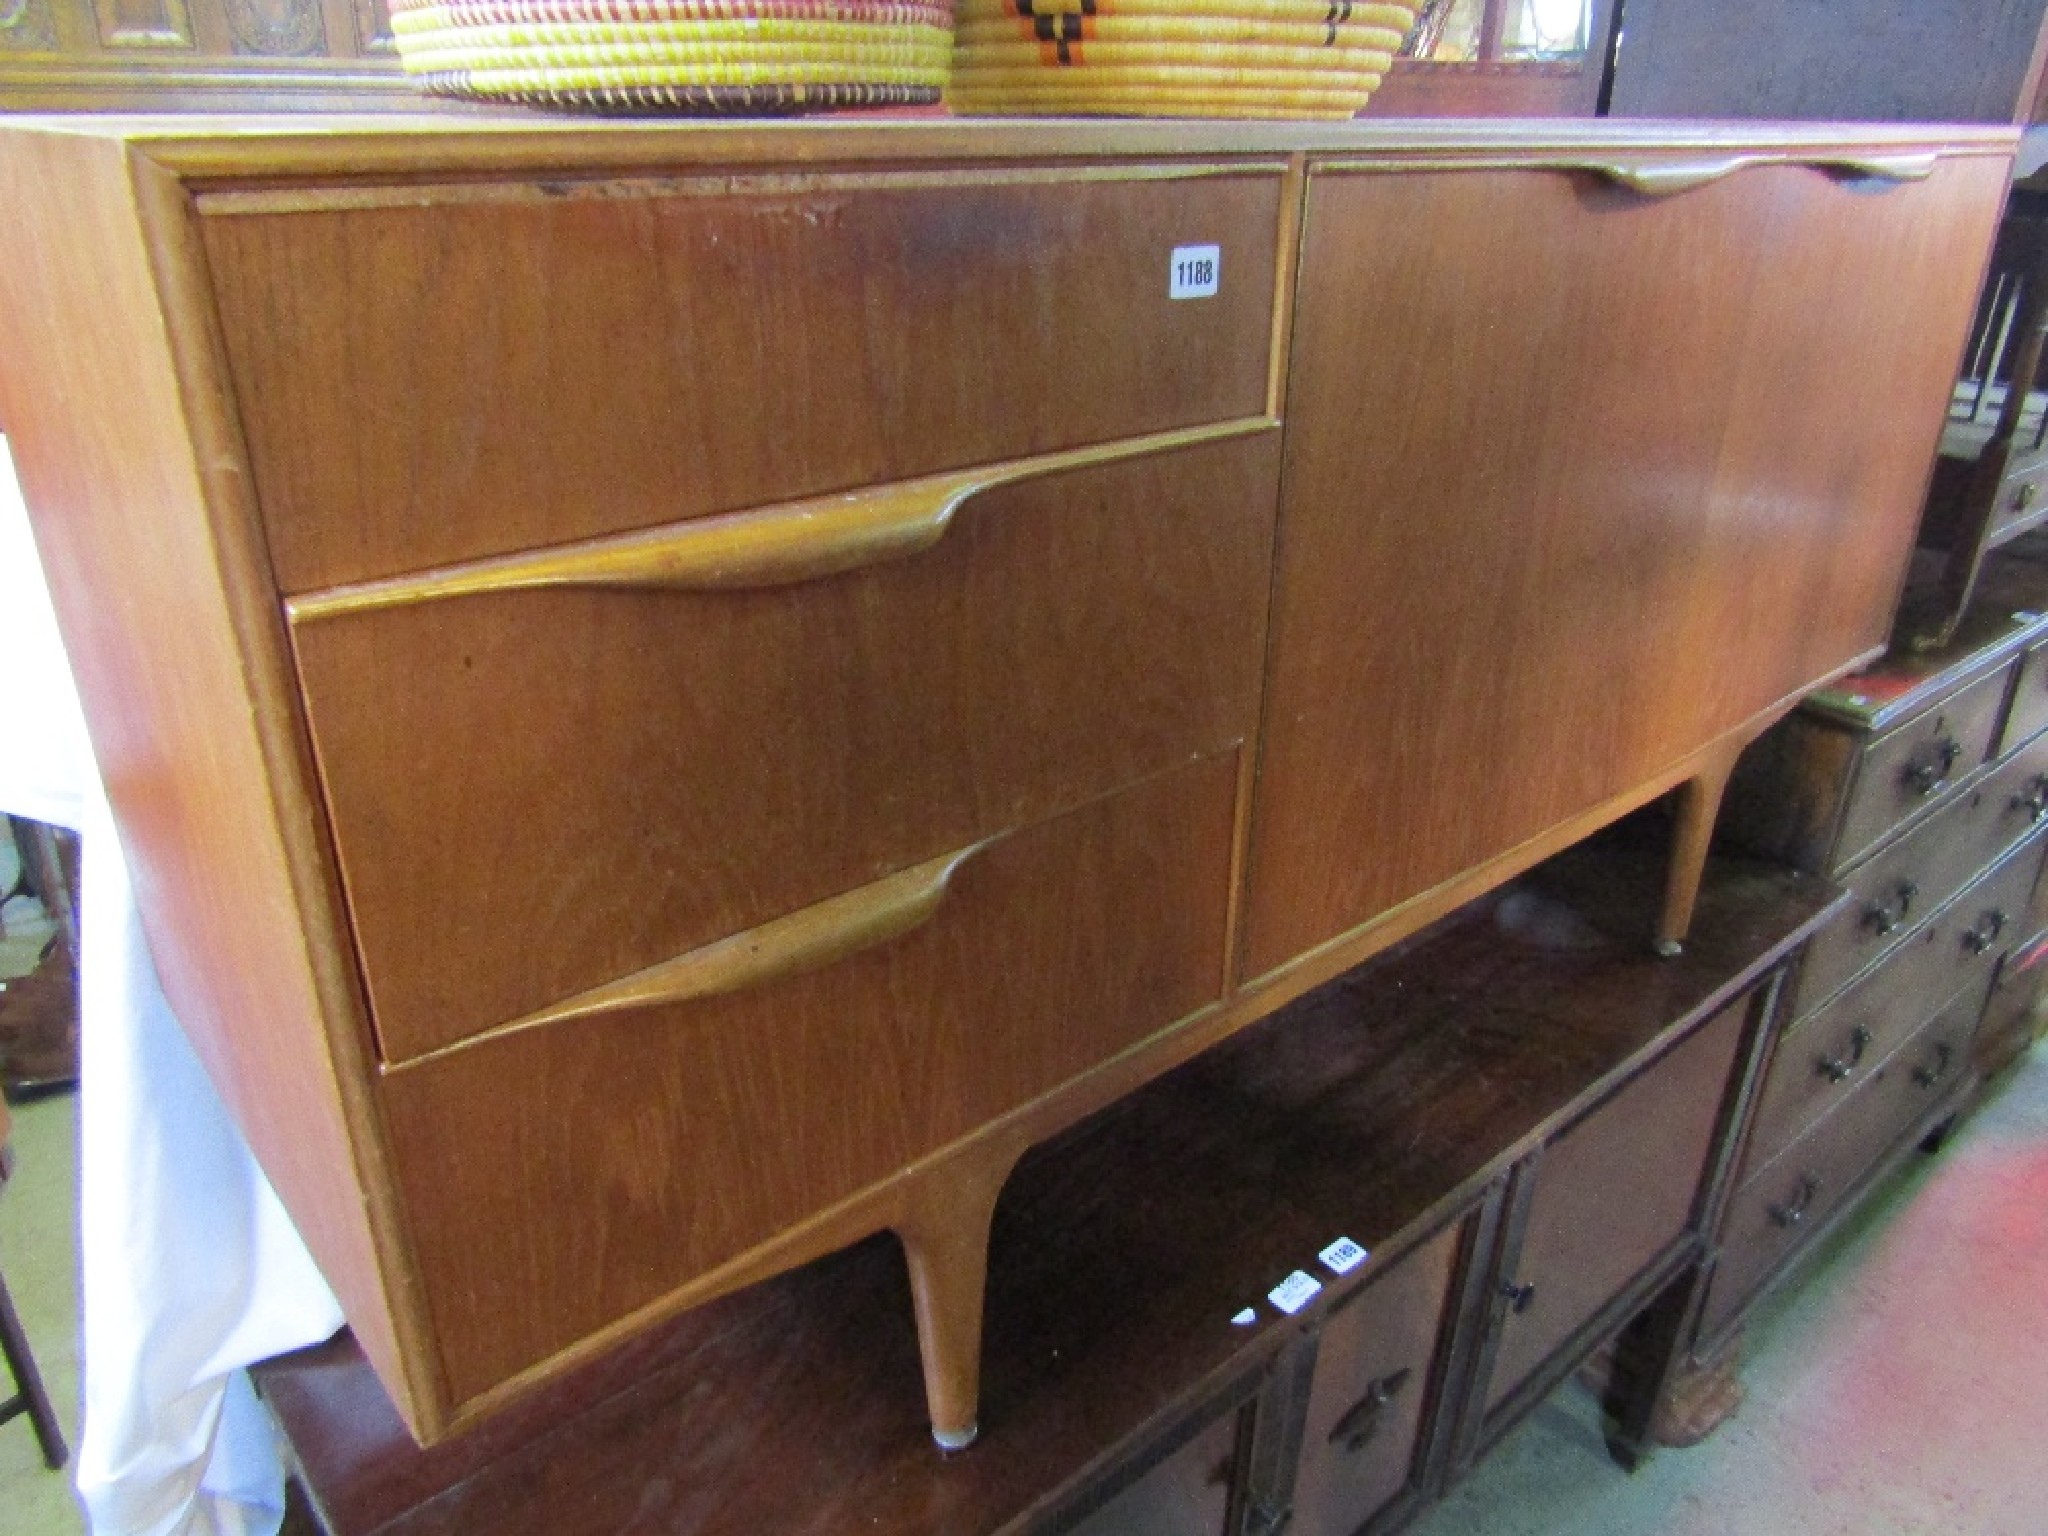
left=390, top=0, right=952, bottom=111
left=948, top=0, right=1419, bottom=118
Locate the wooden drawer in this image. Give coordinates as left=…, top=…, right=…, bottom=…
left=201, top=165, right=1286, bottom=593
left=1480, top=993, right=1748, bottom=1414
left=375, top=750, right=1239, bottom=1405
left=1706, top=988, right=1977, bottom=1338
left=1830, top=662, right=2011, bottom=871
left=1956, top=728, right=2048, bottom=875
left=1291, top=1219, right=1463, bottom=1536
left=1997, top=636, right=2048, bottom=758
left=1990, top=453, right=2048, bottom=543
left=1792, top=776, right=1994, bottom=1017
left=1749, top=880, right=2004, bottom=1170
left=292, top=432, right=1279, bottom=1062
left=1792, top=746, right=2048, bottom=1019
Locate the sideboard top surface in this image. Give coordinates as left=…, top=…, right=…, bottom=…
left=0, top=113, right=2019, bottom=181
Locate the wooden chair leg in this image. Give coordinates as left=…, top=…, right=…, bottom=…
left=0, top=1263, right=67, bottom=1470
left=1655, top=743, right=1742, bottom=958
left=895, top=1135, right=1026, bottom=1453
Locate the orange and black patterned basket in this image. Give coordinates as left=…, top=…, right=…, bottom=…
left=389, top=0, right=953, bottom=111
left=947, top=0, right=1421, bottom=117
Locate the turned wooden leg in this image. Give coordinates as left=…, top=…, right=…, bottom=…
left=1656, top=745, right=1742, bottom=958
left=895, top=1136, right=1026, bottom=1452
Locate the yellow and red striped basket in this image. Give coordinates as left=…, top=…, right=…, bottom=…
left=389, top=0, right=953, bottom=111
left=947, top=0, right=1421, bottom=117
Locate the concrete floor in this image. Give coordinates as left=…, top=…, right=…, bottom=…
left=0, top=1037, right=2042, bottom=1535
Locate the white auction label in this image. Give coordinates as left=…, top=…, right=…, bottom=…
left=1267, top=1270, right=1322, bottom=1315
left=1170, top=244, right=1221, bottom=300
left=1319, top=1237, right=1369, bottom=1276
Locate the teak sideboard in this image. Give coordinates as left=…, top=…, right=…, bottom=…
left=0, top=116, right=2012, bottom=1449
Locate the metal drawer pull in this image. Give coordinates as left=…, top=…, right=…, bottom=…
left=1582, top=151, right=1936, bottom=198
left=1963, top=910, right=2009, bottom=955
left=1500, top=1279, right=1538, bottom=1315
left=287, top=416, right=1279, bottom=622
left=1769, top=1174, right=1820, bottom=1229
left=1328, top=1367, right=1412, bottom=1455
left=1901, top=736, right=1962, bottom=797
left=1862, top=880, right=1920, bottom=936
left=2013, top=775, right=2048, bottom=822
left=1817, top=1024, right=1873, bottom=1084
left=1914, top=1044, right=1957, bottom=1089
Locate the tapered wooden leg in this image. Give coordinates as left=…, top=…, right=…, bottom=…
left=1656, top=744, right=1742, bottom=957
left=895, top=1136, right=1026, bottom=1452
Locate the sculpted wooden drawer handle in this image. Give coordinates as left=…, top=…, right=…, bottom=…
left=287, top=417, right=1279, bottom=623
left=1580, top=152, right=1938, bottom=198
left=403, top=842, right=985, bottom=1062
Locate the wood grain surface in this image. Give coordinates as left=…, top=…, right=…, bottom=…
left=0, top=116, right=2010, bottom=1445
left=202, top=165, right=1285, bottom=590
left=1244, top=152, right=2009, bottom=981
left=377, top=752, right=1239, bottom=1403
left=0, top=133, right=437, bottom=1427
left=1479, top=994, right=1747, bottom=1413
left=292, top=433, right=1278, bottom=1061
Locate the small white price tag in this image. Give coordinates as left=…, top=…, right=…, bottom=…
left=1319, top=1237, right=1369, bottom=1276
left=1169, top=243, right=1221, bottom=300
left=1231, top=1308, right=1258, bottom=1327
left=1267, top=1270, right=1322, bottom=1316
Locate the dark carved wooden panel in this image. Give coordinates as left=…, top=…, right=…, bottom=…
left=226, top=0, right=322, bottom=54
left=349, top=0, right=389, bottom=52
left=92, top=0, right=193, bottom=48
left=0, top=0, right=420, bottom=106
left=0, top=0, right=60, bottom=51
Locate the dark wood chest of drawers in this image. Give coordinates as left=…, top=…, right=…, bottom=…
left=1708, top=565, right=2048, bottom=1345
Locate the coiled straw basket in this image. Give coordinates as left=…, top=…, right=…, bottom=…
left=389, top=0, right=953, bottom=112
left=947, top=0, right=1421, bottom=118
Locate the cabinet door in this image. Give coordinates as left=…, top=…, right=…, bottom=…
left=1291, top=1218, right=1465, bottom=1536
left=1245, top=151, right=2009, bottom=978
left=1064, top=1402, right=1244, bottom=1536
left=1482, top=994, right=1749, bottom=1416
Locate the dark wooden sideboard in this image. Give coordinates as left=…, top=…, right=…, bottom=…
left=0, top=117, right=2012, bottom=1450
left=255, top=828, right=1843, bottom=1536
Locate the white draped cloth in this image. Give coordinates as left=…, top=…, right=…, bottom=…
left=1, top=439, right=343, bottom=1536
